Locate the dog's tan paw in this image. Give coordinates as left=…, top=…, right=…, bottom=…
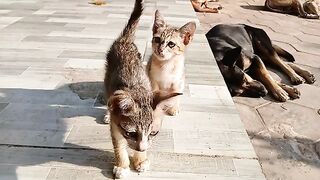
left=287, top=87, right=300, bottom=99
left=304, top=73, right=316, bottom=84
left=290, top=75, right=304, bottom=85
left=113, top=166, right=130, bottom=179
left=166, top=106, right=179, bottom=116
left=134, top=159, right=150, bottom=172
left=273, top=88, right=290, bottom=102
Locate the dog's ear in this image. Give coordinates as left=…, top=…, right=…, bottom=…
left=108, top=90, right=137, bottom=116
left=152, top=91, right=183, bottom=110
left=153, top=10, right=165, bottom=34
left=221, top=47, right=242, bottom=68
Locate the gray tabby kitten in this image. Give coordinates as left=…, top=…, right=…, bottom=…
left=104, top=0, right=181, bottom=178
left=147, top=10, right=196, bottom=116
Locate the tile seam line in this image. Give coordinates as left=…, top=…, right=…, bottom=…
left=0, top=143, right=258, bottom=160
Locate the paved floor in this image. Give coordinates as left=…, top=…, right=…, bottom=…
left=0, top=0, right=264, bottom=179
left=197, top=0, right=320, bottom=179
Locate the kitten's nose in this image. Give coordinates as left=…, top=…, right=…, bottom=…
left=137, top=141, right=148, bottom=152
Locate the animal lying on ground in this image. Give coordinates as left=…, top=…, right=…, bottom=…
left=88, top=0, right=106, bottom=5
left=265, top=0, right=319, bottom=19
left=104, top=0, right=181, bottom=178
left=147, top=10, right=196, bottom=116
left=206, top=24, right=316, bottom=102
left=191, top=0, right=223, bottom=13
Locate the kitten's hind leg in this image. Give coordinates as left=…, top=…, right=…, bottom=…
left=288, top=63, right=316, bottom=84
left=132, top=151, right=150, bottom=172
left=277, top=82, right=300, bottom=99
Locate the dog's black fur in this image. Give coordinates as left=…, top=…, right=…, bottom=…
left=206, top=24, right=315, bottom=101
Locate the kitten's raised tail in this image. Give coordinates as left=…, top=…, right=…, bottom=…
left=120, top=0, right=144, bottom=42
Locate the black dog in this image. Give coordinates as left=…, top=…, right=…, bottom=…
left=206, top=24, right=315, bottom=101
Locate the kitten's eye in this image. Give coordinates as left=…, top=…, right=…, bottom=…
left=150, top=131, right=159, bottom=136
left=153, top=37, right=161, bottom=43
left=125, top=132, right=138, bottom=139
left=167, top=41, right=176, bottom=48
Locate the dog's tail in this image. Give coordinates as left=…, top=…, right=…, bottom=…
left=119, top=0, right=143, bottom=42
left=272, top=44, right=295, bottom=62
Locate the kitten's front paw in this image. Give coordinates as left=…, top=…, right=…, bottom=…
left=134, top=159, right=150, bottom=172
left=166, top=106, right=179, bottom=116
left=113, top=166, right=130, bottom=179
left=103, top=114, right=110, bottom=124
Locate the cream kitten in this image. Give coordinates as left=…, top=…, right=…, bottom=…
left=147, top=10, right=196, bottom=116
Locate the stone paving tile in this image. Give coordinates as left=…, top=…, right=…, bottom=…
left=0, top=65, right=29, bottom=76
left=64, top=59, right=105, bottom=69
left=234, top=103, right=266, bottom=135
left=292, top=42, right=320, bottom=56
left=0, top=165, right=51, bottom=180
left=173, top=129, right=257, bottom=158
left=23, top=35, right=101, bottom=44
left=257, top=102, right=320, bottom=141
left=291, top=84, right=320, bottom=109
left=0, top=88, right=95, bottom=106
left=0, top=103, right=8, bottom=113
left=293, top=52, right=320, bottom=69
left=0, top=75, right=64, bottom=90
left=0, top=146, right=263, bottom=180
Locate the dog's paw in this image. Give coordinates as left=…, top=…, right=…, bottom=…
left=288, top=87, right=300, bottom=99
left=273, top=88, right=290, bottom=102
left=134, top=159, right=150, bottom=172
left=166, top=106, right=179, bottom=116
left=304, top=73, right=316, bottom=84
left=113, top=166, right=130, bottom=179
left=290, top=75, right=304, bottom=85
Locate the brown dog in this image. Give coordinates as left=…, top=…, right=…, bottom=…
left=206, top=24, right=316, bottom=102
left=191, top=0, right=222, bottom=13
left=265, top=0, right=319, bottom=19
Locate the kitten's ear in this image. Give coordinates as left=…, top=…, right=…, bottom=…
left=153, top=10, right=165, bottom=34
left=152, top=91, right=183, bottom=110
left=108, top=90, right=137, bottom=116
left=179, top=21, right=196, bottom=45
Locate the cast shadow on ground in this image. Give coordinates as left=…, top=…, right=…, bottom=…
left=247, top=130, right=320, bottom=169
left=240, top=5, right=266, bottom=11
left=0, top=81, right=116, bottom=179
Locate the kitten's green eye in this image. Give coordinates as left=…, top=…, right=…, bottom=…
left=150, top=131, right=159, bottom=136
left=167, top=41, right=176, bottom=48
left=153, top=37, right=161, bottom=43
left=125, top=132, right=138, bottom=139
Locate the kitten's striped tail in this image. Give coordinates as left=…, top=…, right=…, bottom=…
left=120, top=0, right=143, bottom=42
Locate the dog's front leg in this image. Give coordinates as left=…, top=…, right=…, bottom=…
left=111, top=121, right=130, bottom=179
left=251, top=56, right=290, bottom=102
left=277, top=81, right=300, bottom=99
left=288, top=63, right=316, bottom=84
